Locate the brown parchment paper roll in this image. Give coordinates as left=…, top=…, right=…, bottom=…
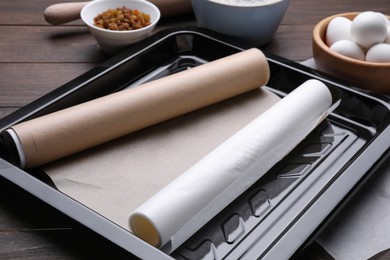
left=6, top=48, right=270, bottom=168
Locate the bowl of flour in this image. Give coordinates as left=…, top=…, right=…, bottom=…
left=192, top=0, right=290, bottom=46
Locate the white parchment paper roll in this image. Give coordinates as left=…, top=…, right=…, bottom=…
left=129, top=79, right=336, bottom=250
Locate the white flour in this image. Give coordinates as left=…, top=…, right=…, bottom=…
left=210, top=0, right=282, bottom=6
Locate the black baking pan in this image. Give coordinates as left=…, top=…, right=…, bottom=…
left=0, top=27, right=389, bottom=259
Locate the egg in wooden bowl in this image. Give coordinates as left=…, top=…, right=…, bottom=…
left=312, top=12, right=390, bottom=94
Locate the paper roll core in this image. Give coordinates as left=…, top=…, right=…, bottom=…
left=2, top=129, right=26, bottom=167
left=130, top=213, right=161, bottom=248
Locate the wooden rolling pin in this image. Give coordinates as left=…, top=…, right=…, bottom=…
left=44, top=0, right=192, bottom=25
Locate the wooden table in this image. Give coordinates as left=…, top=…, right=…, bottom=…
left=0, top=0, right=389, bottom=259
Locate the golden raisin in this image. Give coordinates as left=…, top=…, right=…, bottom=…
left=93, top=6, right=151, bottom=31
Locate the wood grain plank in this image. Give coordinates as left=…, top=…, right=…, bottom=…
left=263, top=25, right=315, bottom=62
left=0, top=24, right=314, bottom=63
left=284, top=0, right=390, bottom=25
left=0, top=63, right=96, bottom=107
left=0, top=0, right=86, bottom=26
left=0, top=26, right=106, bottom=63
left=0, top=108, right=17, bottom=120
left=0, top=229, right=134, bottom=259
left=0, top=180, right=134, bottom=259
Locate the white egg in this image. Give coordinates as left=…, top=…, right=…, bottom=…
left=385, top=25, right=390, bottom=44
left=366, top=43, right=390, bottom=63
left=330, top=40, right=365, bottom=61
left=351, top=11, right=388, bottom=49
left=326, top=17, right=352, bottom=46
left=378, top=12, right=390, bottom=26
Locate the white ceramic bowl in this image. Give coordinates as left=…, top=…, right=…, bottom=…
left=191, top=0, right=290, bottom=46
left=81, top=0, right=160, bottom=55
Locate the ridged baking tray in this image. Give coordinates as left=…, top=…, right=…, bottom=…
left=0, top=27, right=389, bottom=259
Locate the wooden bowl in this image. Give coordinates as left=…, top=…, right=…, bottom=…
left=312, top=12, right=390, bottom=94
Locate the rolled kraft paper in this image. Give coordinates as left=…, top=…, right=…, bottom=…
left=129, top=79, right=335, bottom=250
left=5, top=48, right=269, bottom=168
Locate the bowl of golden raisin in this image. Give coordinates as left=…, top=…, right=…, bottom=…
left=81, top=0, right=160, bottom=55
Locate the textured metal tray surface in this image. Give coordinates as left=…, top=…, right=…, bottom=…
left=0, top=28, right=389, bottom=259
left=172, top=120, right=358, bottom=259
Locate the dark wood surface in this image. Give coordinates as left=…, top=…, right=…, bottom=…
left=0, top=0, right=389, bottom=259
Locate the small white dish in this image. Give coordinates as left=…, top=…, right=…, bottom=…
left=81, top=0, right=160, bottom=55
